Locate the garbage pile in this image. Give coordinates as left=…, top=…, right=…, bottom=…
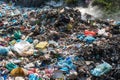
left=0, top=1, right=120, bottom=80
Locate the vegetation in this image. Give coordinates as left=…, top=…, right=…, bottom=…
left=53, top=0, right=120, bottom=13
left=61, top=0, right=120, bottom=14
left=64, top=0, right=78, bottom=5
left=53, top=0, right=78, bottom=5
left=5, top=0, right=120, bottom=14
left=92, top=0, right=120, bottom=13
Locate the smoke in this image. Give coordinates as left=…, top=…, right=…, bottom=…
left=106, top=12, right=120, bottom=21
left=75, top=1, right=103, bottom=19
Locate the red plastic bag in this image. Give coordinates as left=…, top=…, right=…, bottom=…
left=84, top=30, right=96, bottom=36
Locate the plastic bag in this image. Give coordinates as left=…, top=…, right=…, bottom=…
left=23, top=13, right=28, bottom=18
left=15, top=77, right=25, bottom=80
left=98, top=28, right=109, bottom=36
left=57, top=57, right=76, bottom=73
left=14, top=31, right=22, bottom=39
left=35, top=41, right=48, bottom=49
left=14, top=9, right=21, bottom=15
left=52, top=71, right=65, bottom=79
left=83, top=36, right=95, bottom=43
left=0, top=13, right=2, bottom=17
left=12, top=19, right=17, bottom=24
left=67, top=23, right=73, bottom=30
left=49, top=40, right=58, bottom=47
left=77, top=34, right=85, bottom=40
left=90, top=62, right=112, bottom=76
left=29, top=74, right=39, bottom=80
left=6, top=62, right=18, bottom=71
left=116, top=21, right=120, bottom=25
left=9, top=40, right=16, bottom=45
left=13, top=41, right=34, bottom=56
left=84, top=30, right=96, bottom=36
left=98, top=29, right=105, bottom=35
left=10, top=67, right=28, bottom=77
left=26, top=37, right=33, bottom=43
left=0, top=46, right=10, bottom=56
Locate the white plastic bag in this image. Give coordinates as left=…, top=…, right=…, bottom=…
left=98, top=28, right=108, bottom=36
left=14, top=41, right=34, bottom=56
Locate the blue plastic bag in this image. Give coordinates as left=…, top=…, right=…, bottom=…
left=31, top=26, right=36, bottom=31
left=23, top=13, right=28, bottom=18
left=60, top=67, right=69, bottom=73
left=0, top=46, right=9, bottom=56
left=83, top=36, right=95, bottom=43
left=39, top=27, right=45, bottom=34
left=0, top=76, right=4, bottom=80
left=90, top=62, right=112, bottom=76
left=57, top=57, right=76, bottom=73
left=26, top=37, right=33, bottom=43
left=29, top=74, right=39, bottom=80
left=115, top=21, right=120, bottom=25
left=6, top=62, right=18, bottom=71
left=77, top=34, right=85, bottom=40
left=4, top=6, right=11, bottom=10
left=0, top=13, right=2, bottom=17
left=2, top=74, right=8, bottom=80
left=12, top=20, right=17, bottom=24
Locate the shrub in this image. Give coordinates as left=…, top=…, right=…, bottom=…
left=65, top=0, right=78, bottom=5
